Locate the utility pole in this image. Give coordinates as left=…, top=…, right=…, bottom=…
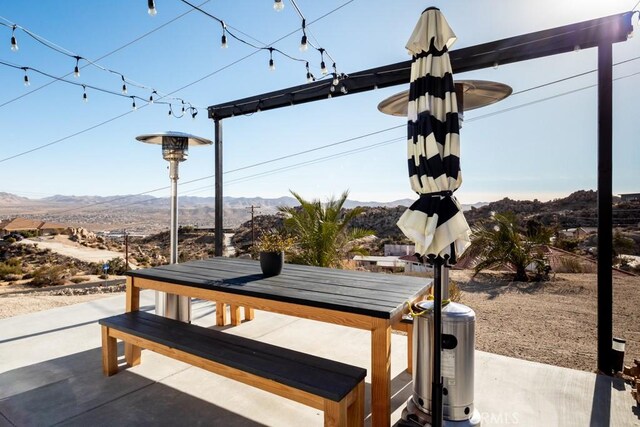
left=248, top=205, right=260, bottom=249
left=124, top=229, right=129, bottom=271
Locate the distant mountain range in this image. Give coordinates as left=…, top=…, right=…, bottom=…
left=0, top=192, right=486, bottom=211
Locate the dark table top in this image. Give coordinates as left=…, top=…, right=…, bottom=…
left=126, top=257, right=431, bottom=319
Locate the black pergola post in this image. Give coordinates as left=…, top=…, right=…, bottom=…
left=214, top=119, right=224, bottom=257
left=597, top=41, right=613, bottom=375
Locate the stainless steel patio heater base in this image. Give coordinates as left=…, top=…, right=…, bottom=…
left=401, top=398, right=481, bottom=427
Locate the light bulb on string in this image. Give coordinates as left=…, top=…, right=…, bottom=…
left=300, top=34, right=308, bottom=51
left=340, top=85, right=348, bottom=94
left=221, top=23, right=228, bottom=48
left=268, top=48, right=275, bottom=71
left=22, top=68, right=29, bottom=86
left=330, top=85, right=335, bottom=93
left=191, top=110, right=198, bottom=120
left=273, top=0, right=284, bottom=12
left=73, top=57, right=80, bottom=78
left=181, top=100, right=185, bottom=115
left=131, top=97, right=137, bottom=111
left=121, top=75, right=127, bottom=95
left=332, top=73, right=339, bottom=86
left=320, top=61, right=327, bottom=75
left=168, top=105, right=173, bottom=117
left=319, top=48, right=328, bottom=75
left=149, top=90, right=157, bottom=103
left=148, top=0, right=157, bottom=16
left=11, top=25, right=18, bottom=51
left=82, top=85, right=88, bottom=102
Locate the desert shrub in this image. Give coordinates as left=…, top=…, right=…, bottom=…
left=0, top=258, right=22, bottom=279
left=98, top=274, right=109, bottom=279
left=449, top=280, right=462, bottom=303
left=555, top=256, right=596, bottom=273
left=30, top=265, right=67, bottom=287
left=106, top=257, right=127, bottom=275
left=555, top=238, right=579, bottom=252
left=4, top=237, right=15, bottom=244
left=70, top=276, right=90, bottom=284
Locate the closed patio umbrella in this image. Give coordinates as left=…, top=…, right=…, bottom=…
left=396, top=7, right=471, bottom=427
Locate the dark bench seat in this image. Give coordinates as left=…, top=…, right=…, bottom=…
left=99, top=311, right=366, bottom=426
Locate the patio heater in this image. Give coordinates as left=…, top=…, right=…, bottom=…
left=379, top=80, right=511, bottom=426
left=136, top=131, right=212, bottom=322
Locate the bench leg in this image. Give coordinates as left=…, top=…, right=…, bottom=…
left=324, top=398, right=348, bottom=427
left=244, top=306, right=255, bottom=321
left=347, top=381, right=365, bottom=427
left=216, top=302, right=227, bottom=326
left=125, top=343, right=141, bottom=367
left=101, top=326, right=118, bottom=376
left=230, top=305, right=242, bottom=326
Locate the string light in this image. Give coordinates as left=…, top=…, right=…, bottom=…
left=73, top=56, right=80, bottom=78
left=191, top=110, right=198, bottom=120
left=319, top=48, right=328, bottom=75
left=82, top=85, right=88, bottom=102
left=10, top=24, right=18, bottom=51
left=22, top=67, right=29, bottom=86
left=0, top=20, right=196, bottom=116
left=268, top=48, right=275, bottom=71
left=340, top=85, right=348, bottom=94
left=131, top=97, right=137, bottom=110
left=273, top=0, right=284, bottom=12
left=300, top=19, right=308, bottom=51
left=168, top=104, right=173, bottom=117
left=221, top=22, right=228, bottom=48
left=148, top=0, right=158, bottom=16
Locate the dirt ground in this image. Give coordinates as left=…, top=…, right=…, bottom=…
left=1, top=269, right=638, bottom=373
left=449, top=270, right=640, bottom=373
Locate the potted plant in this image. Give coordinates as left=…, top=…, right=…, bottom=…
left=255, top=230, right=295, bottom=277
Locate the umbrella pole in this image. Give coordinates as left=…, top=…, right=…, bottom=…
left=432, top=257, right=444, bottom=427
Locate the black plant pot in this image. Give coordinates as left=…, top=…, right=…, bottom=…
left=260, top=251, right=284, bottom=277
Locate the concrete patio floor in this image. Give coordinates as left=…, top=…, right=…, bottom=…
left=1, top=291, right=638, bottom=426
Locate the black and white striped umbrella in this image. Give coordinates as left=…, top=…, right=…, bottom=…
left=397, top=7, right=470, bottom=263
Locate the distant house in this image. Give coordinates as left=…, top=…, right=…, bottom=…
left=0, top=217, right=68, bottom=237
left=620, top=193, right=640, bottom=202
left=384, top=244, right=415, bottom=256
left=352, top=255, right=405, bottom=273
left=559, top=227, right=595, bottom=240
left=398, top=255, right=431, bottom=273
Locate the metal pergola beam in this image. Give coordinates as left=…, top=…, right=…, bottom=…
left=208, top=12, right=633, bottom=119
left=208, top=11, right=634, bottom=378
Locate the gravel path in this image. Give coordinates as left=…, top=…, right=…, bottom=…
left=17, top=238, right=125, bottom=263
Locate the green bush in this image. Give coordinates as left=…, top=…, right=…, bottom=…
left=30, top=265, right=67, bottom=287
left=0, top=258, right=23, bottom=280
left=70, top=276, right=90, bottom=284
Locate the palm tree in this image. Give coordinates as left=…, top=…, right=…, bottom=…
left=278, top=190, right=373, bottom=268
left=464, top=212, right=552, bottom=281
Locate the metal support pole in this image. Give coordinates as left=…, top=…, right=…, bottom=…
left=214, top=119, right=224, bottom=257
left=432, top=258, right=444, bottom=427
left=597, top=42, right=613, bottom=375
left=156, top=159, right=191, bottom=322
left=169, top=160, right=179, bottom=264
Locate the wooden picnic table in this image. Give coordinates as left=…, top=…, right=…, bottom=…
left=125, top=257, right=431, bottom=427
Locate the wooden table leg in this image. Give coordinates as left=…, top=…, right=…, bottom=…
left=371, top=318, right=391, bottom=427
left=216, top=302, right=227, bottom=326
left=125, top=277, right=141, bottom=366
left=230, top=305, right=242, bottom=326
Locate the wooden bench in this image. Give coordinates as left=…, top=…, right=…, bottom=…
left=99, top=311, right=366, bottom=426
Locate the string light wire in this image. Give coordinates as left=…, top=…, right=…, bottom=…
left=0, top=2, right=212, bottom=109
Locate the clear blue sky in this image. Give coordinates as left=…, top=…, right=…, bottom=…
left=0, top=0, right=638, bottom=205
